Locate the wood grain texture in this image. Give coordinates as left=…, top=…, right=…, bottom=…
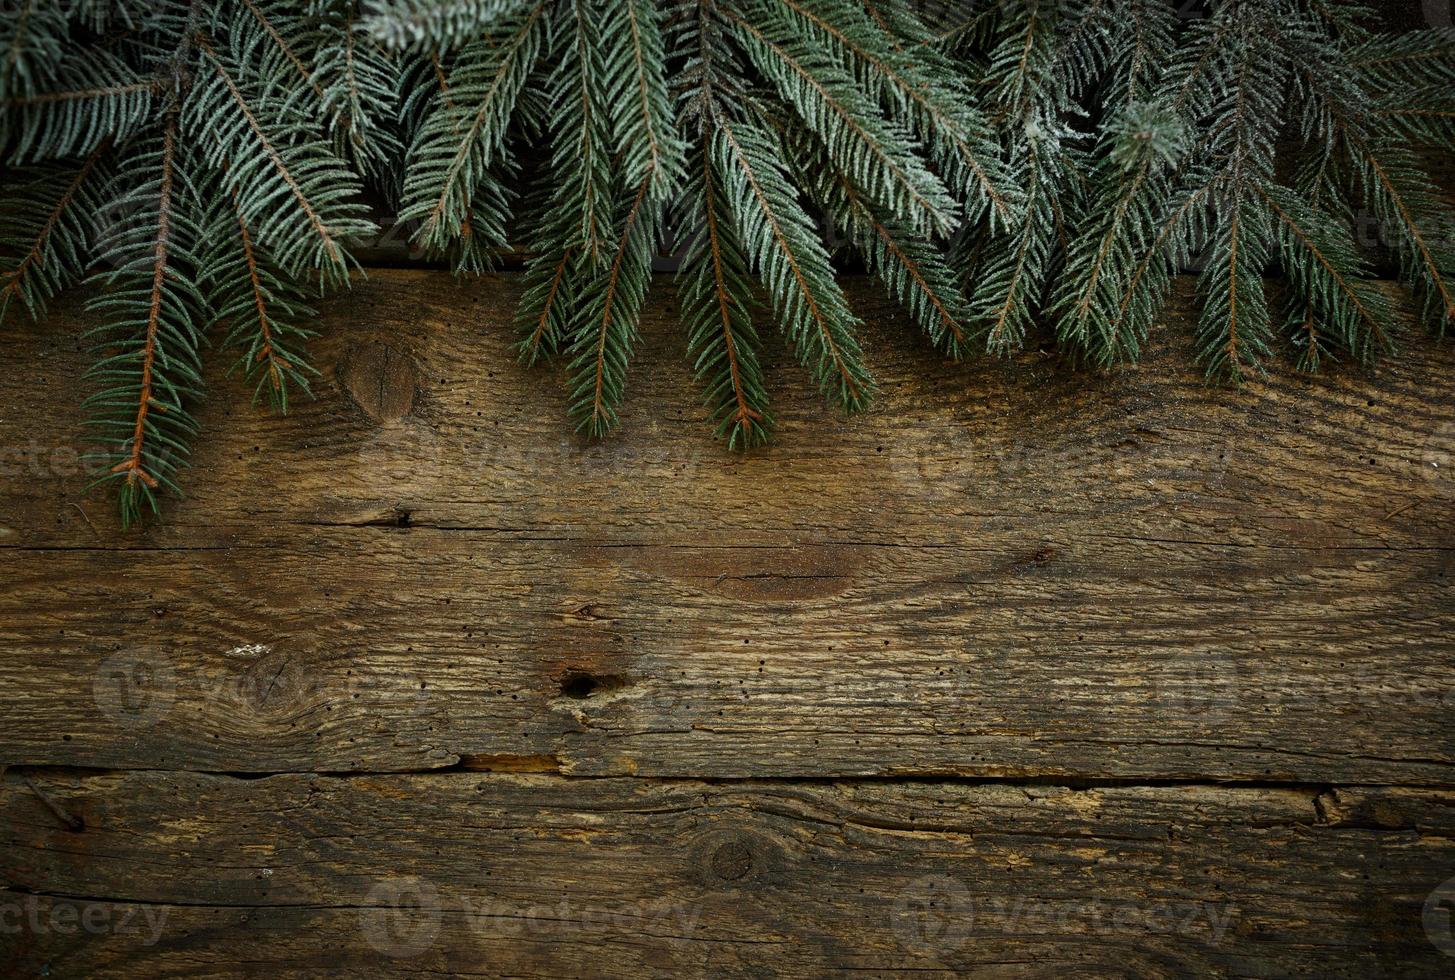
left=1, top=272, right=1452, bottom=975
left=4, top=769, right=1455, bottom=977
left=1, top=273, right=1450, bottom=782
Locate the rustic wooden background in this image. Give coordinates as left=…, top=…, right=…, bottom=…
left=1, top=272, right=1453, bottom=976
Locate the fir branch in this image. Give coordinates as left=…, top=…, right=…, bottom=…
left=671, top=0, right=746, bottom=131
left=1108, top=177, right=1214, bottom=353
left=861, top=212, right=968, bottom=354
left=83, top=109, right=207, bottom=528
left=1116, top=1, right=1163, bottom=106
left=1050, top=0, right=1115, bottom=102
left=607, top=0, right=683, bottom=196
left=858, top=0, right=929, bottom=52
left=552, top=0, right=616, bottom=267
left=1054, top=102, right=1187, bottom=363
left=984, top=0, right=1054, bottom=119
left=202, top=186, right=320, bottom=412
left=362, top=0, right=531, bottom=52
left=1372, top=90, right=1455, bottom=148
left=0, top=140, right=111, bottom=326
left=1348, top=27, right=1455, bottom=92
left=516, top=243, right=572, bottom=365
left=1184, top=1, right=1289, bottom=378
left=765, top=0, right=1017, bottom=228
left=190, top=34, right=375, bottom=288
left=0, top=0, right=1452, bottom=522
left=1167, top=11, right=1238, bottom=121
left=1197, top=193, right=1274, bottom=380
left=1256, top=180, right=1392, bottom=367
left=787, top=126, right=970, bottom=354
left=971, top=142, right=1059, bottom=355
left=0, top=0, right=67, bottom=101
left=1344, top=132, right=1455, bottom=333
left=714, top=114, right=872, bottom=410
left=1096, top=0, right=1177, bottom=109
left=567, top=173, right=653, bottom=436
left=1294, top=42, right=1455, bottom=334
left=966, top=1, right=1079, bottom=355
left=311, top=0, right=406, bottom=181
left=1, top=47, right=157, bottom=163
left=512, top=0, right=616, bottom=365
left=229, top=0, right=323, bottom=99
left=672, top=0, right=772, bottom=446
left=725, top=2, right=957, bottom=238
left=113, top=130, right=177, bottom=494
left=678, top=143, right=770, bottom=448
left=400, top=1, right=545, bottom=261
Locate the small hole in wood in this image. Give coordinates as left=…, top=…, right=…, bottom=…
left=560, top=671, right=599, bottom=699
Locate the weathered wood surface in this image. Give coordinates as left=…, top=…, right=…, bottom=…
left=2, top=272, right=1453, bottom=975
left=2, top=273, right=1451, bottom=781
left=4, top=770, right=1455, bottom=976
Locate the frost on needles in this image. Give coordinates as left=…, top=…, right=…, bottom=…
left=1, top=0, right=1452, bottom=524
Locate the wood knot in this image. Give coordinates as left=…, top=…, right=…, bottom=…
left=563, top=602, right=614, bottom=623
left=1029, top=546, right=1056, bottom=565
left=710, top=841, right=754, bottom=881
left=222, top=645, right=318, bottom=718
left=338, top=342, right=417, bottom=422
left=693, top=830, right=771, bottom=887
left=1007, top=544, right=1058, bottom=574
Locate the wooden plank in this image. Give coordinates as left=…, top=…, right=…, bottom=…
left=3, top=769, right=1454, bottom=976
left=1, top=273, right=1451, bottom=780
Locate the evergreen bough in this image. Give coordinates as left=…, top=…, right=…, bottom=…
left=1, top=0, right=1451, bottom=524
